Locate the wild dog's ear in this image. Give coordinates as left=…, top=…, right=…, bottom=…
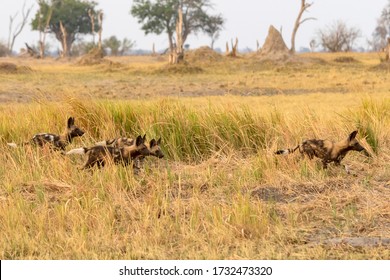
left=142, top=134, right=146, bottom=142
left=348, top=130, right=358, bottom=142
left=157, top=138, right=161, bottom=145
left=150, top=139, right=156, bottom=148
left=67, top=117, right=75, bottom=128
left=136, top=135, right=144, bottom=146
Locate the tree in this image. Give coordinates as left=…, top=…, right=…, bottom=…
left=37, top=4, right=53, bottom=58
left=169, top=6, right=184, bottom=64
left=7, top=1, right=33, bottom=54
left=103, top=36, right=135, bottom=56
left=31, top=0, right=98, bottom=57
left=131, top=0, right=224, bottom=52
left=120, top=38, right=136, bottom=55
left=290, top=0, right=316, bottom=53
left=309, top=39, right=317, bottom=52
left=71, top=40, right=96, bottom=56
left=317, top=20, right=361, bottom=52
left=369, top=1, right=390, bottom=51
left=203, top=13, right=224, bottom=49
left=104, top=36, right=121, bottom=55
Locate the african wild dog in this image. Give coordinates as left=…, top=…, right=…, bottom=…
left=96, top=135, right=164, bottom=158
left=7, top=117, right=84, bottom=150
left=66, top=135, right=150, bottom=169
left=95, top=136, right=164, bottom=168
left=147, top=138, right=164, bottom=159
left=95, top=136, right=135, bottom=148
left=275, top=130, right=369, bottom=169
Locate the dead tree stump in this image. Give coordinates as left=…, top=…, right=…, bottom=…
left=59, top=21, right=67, bottom=57
left=226, top=38, right=238, bottom=57
left=169, top=7, right=184, bottom=64
left=97, top=11, right=103, bottom=51
left=385, top=38, right=390, bottom=62
left=24, top=43, right=39, bottom=58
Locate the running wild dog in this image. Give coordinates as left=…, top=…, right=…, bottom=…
left=275, top=130, right=369, bottom=169
left=97, top=136, right=164, bottom=159
left=147, top=138, right=164, bottom=159
left=95, top=136, right=164, bottom=168
left=7, top=117, right=84, bottom=150
left=66, top=135, right=150, bottom=169
left=95, top=136, right=134, bottom=148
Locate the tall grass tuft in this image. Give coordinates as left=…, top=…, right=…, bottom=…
left=346, top=98, right=390, bottom=154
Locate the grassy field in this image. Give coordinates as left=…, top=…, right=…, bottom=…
left=0, top=51, right=389, bottom=259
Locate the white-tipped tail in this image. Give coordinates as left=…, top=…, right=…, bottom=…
left=7, top=143, right=18, bottom=148
left=66, top=147, right=86, bottom=155
left=275, top=149, right=290, bottom=155
left=95, top=140, right=107, bottom=146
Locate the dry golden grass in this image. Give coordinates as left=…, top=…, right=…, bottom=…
left=0, top=52, right=389, bottom=259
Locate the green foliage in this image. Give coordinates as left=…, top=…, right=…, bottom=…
left=131, top=0, right=176, bottom=35
left=31, top=0, right=98, bottom=53
left=130, top=0, right=224, bottom=49
left=103, top=36, right=136, bottom=56
left=103, top=36, right=121, bottom=56
left=71, top=40, right=96, bottom=56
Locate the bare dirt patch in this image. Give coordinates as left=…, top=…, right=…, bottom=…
left=248, top=178, right=355, bottom=204
left=310, top=237, right=390, bottom=247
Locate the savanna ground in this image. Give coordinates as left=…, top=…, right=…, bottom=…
left=0, top=50, right=389, bottom=259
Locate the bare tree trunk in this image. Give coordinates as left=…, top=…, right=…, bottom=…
left=211, top=38, right=215, bottom=50
left=7, top=2, right=33, bottom=54
left=169, top=7, right=184, bottom=64
left=7, top=14, right=16, bottom=53
left=59, top=21, right=68, bottom=57
left=167, top=27, right=174, bottom=53
left=309, top=39, right=316, bottom=52
left=97, top=11, right=103, bottom=50
left=290, top=0, right=315, bottom=53
left=226, top=38, right=238, bottom=57
left=385, top=38, right=390, bottom=62
left=38, top=7, right=52, bottom=58
left=152, top=43, right=156, bottom=56
left=88, top=9, right=96, bottom=45
left=225, top=42, right=229, bottom=55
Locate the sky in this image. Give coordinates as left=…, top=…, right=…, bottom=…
left=0, top=0, right=388, bottom=53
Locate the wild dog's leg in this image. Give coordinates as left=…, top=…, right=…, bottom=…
left=97, top=159, right=106, bottom=168
left=82, top=156, right=97, bottom=169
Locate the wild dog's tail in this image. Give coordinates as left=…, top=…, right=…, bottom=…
left=7, top=141, right=30, bottom=148
left=275, top=144, right=300, bottom=155
left=66, top=147, right=89, bottom=155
